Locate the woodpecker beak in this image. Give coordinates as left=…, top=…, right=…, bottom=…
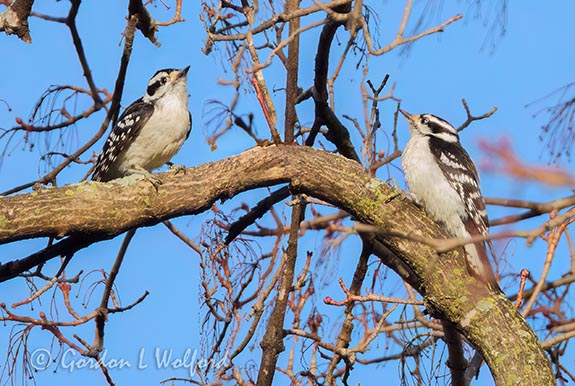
left=173, top=66, right=190, bottom=81
left=399, top=109, right=414, bottom=123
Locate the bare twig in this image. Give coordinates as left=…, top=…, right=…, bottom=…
left=163, top=220, right=203, bottom=257
left=487, top=195, right=575, bottom=227
left=361, top=0, right=462, bottom=56
left=521, top=215, right=575, bottom=316
left=324, top=278, right=423, bottom=306
left=515, top=268, right=529, bottom=309
left=456, top=98, right=497, bottom=132
left=93, top=229, right=136, bottom=352
left=155, top=0, right=185, bottom=26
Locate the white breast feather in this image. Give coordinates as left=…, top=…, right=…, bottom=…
left=115, top=87, right=189, bottom=174
left=402, top=135, right=468, bottom=239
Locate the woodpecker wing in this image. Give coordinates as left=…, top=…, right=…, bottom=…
left=428, top=137, right=497, bottom=284
left=91, top=99, right=154, bottom=182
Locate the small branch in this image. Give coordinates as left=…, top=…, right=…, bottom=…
left=284, top=0, right=301, bottom=144
left=66, top=0, right=102, bottom=106
left=509, top=275, right=575, bottom=303
left=224, top=250, right=285, bottom=365
left=256, top=196, right=305, bottom=386
left=527, top=81, right=575, bottom=163
left=108, top=290, right=149, bottom=313
left=224, top=186, right=291, bottom=245
left=246, top=29, right=281, bottom=143
left=521, top=216, right=575, bottom=316
left=361, top=1, right=462, bottom=56
left=514, top=268, right=529, bottom=309
left=300, top=210, right=348, bottom=231
left=457, top=99, right=497, bottom=132
left=346, top=222, right=523, bottom=255
left=542, top=329, right=575, bottom=350
left=363, top=76, right=392, bottom=173
left=525, top=207, right=575, bottom=245
left=324, top=278, right=423, bottom=306
left=204, top=0, right=353, bottom=43
left=39, top=312, right=88, bottom=353
left=441, top=320, right=467, bottom=386
left=163, top=220, right=202, bottom=257
left=93, top=229, right=136, bottom=352
left=487, top=195, right=575, bottom=227
left=1, top=302, right=98, bottom=327
left=464, top=351, right=486, bottom=385
left=307, top=3, right=360, bottom=163
left=11, top=255, right=73, bottom=308
left=248, top=20, right=324, bottom=74
left=155, top=0, right=185, bottom=26
left=3, top=89, right=111, bottom=135
left=326, top=240, right=371, bottom=384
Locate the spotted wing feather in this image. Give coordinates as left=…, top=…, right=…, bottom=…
left=428, top=137, right=497, bottom=284
left=91, top=99, right=154, bottom=182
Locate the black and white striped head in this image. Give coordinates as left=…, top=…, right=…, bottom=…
left=143, top=66, right=190, bottom=102
left=400, top=109, right=459, bottom=144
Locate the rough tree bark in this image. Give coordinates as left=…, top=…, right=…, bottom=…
left=0, top=0, right=34, bottom=43
left=0, top=145, right=554, bottom=385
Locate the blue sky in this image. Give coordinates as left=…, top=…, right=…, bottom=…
left=1, top=1, right=574, bottom=385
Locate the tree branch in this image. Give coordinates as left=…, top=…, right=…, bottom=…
left=0, top=145, right=556, bottom=385
left=256, top=196, right=305, bottom=386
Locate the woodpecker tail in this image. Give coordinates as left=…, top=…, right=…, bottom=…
left=464, top=239, right=501, bottom=291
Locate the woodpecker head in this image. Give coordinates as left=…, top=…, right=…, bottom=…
left=143, top=66, right=190, bottom=102
left=400, top=109, right=459, bottom=144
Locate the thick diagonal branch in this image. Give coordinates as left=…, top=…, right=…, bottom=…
left=0, top=145, right=555, bottom=385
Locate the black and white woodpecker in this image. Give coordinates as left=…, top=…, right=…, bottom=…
left=92, top=66, right=192, bottom=182
left=400, top=109, right=497, bottom=286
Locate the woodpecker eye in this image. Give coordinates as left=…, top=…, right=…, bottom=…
left=147, top=75, right=170, bottom=96
left=421, top=117, right=430, bottom=125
